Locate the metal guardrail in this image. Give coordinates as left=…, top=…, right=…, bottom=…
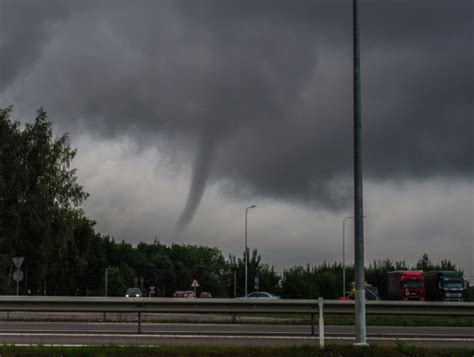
left=0, top=296, right=472, bottom=316
left=0, top=296, right=472, bottom=347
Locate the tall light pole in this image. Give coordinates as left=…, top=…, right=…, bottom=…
left=342, top=216, right=354, bottom=297
left=353, top=0, right=368, bottom=347
left=342, top=215, right=366, bottom=297
left=244, top=205, right=257, bottom=297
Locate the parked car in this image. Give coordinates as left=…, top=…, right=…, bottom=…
left=238, top=292, right=280, bottom=300
left=186, top=290, right=197, bottom=298
left=199, top=292, right=213, bottom=298
left=338, top=296, right=351, bottom=301
left=173, top=290, right=196, bottom=298
left=125, top=287, right=142, bottom=298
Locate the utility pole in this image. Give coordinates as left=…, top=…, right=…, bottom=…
left=342, top=216, right=354, bottom=297
left=104, top=268, right=108, bottom=297
left=244, top=205, right=257, bottom=297
left=353, top=0, right=368, bottom=347
left=234, top=270, right=237, bottom=298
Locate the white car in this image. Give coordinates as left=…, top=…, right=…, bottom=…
left=238, top=292, right=280, bottom=300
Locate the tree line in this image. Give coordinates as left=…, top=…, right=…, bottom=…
left=0, top=107, right=471, bottom=300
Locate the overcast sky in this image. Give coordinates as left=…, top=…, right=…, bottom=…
left=1, top=0, right=472, bottom=280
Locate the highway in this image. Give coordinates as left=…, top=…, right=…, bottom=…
left=0, top=321, right=473, bottom=348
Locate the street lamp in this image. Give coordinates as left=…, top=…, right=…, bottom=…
left=352, top=0, right=368, bottom=346
left=342, top=216, right=354, bottom=297
left=342, top=215, right=365, bottom=297
left=245, top=205, right=257, bottom=297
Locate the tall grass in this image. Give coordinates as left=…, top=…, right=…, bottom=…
left=0, top=344, right=472, bottom=357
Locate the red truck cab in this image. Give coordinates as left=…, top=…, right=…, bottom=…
left=387, top=271, right=425, bottom=301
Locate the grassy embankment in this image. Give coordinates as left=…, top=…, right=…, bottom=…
left=0, top=343, right=473, bottom=357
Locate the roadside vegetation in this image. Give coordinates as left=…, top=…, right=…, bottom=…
left=1, top=107, right=472, bottom=301
left=0, top=344, right=473, bottom=357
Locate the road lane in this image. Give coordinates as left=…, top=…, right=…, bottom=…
left=0, top=332, right=473, bottom=348
left=0, top=321, right=473, bottom=339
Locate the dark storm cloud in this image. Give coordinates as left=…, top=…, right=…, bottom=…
left=1, top=0, right=472, bottom=226
left=0, top=0, right=68, bottom=91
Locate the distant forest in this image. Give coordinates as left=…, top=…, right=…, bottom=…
left=1, top=107, right=472, bottom=300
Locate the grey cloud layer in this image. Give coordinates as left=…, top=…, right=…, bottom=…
left=1, top=0, right=472, bottom=224
left=0, top=0, right=68, bottom=91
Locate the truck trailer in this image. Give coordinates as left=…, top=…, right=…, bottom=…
left=387, top=271, right=425, bottom=300
left=424, top=271, right=464, bottom=301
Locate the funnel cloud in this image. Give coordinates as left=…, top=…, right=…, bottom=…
left=176, top=133, right=216, bottom=231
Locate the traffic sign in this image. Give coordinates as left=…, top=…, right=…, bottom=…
left=13, top=270, right=24, bottom=282
left=191, top=279, right=199, bottom=288
left=12, top=257, right=24, bottom=269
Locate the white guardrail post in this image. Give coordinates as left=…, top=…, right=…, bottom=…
left=318, top=297, right=324, bottom=348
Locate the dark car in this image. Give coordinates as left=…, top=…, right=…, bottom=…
left=125, top=288, right=142, bottom=297
left=199, top=292, right=213, bottom=298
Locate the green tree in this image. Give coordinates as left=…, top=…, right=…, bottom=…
left=0, top=107, right=23, bottom=292
left=415, top=253, right=432, bottom=271
left=228, top=249, right=280, bottom=297
left=106, top=266, right=128, bottom=296
left=0, top=107, right=89, bottom=294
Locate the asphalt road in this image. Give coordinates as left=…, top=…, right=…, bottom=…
left=0, top=321, right=473, bottom=348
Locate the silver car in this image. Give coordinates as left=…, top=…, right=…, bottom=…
left=238, top=292, right=280, bottom=299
